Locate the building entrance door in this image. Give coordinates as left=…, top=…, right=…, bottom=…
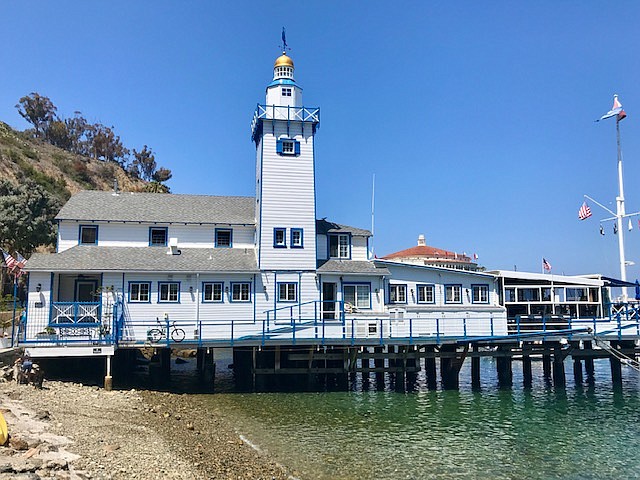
left=322, top=282, right=337, bottom=320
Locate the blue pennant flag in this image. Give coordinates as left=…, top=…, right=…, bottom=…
left=281, top=27, right=287, bottom=50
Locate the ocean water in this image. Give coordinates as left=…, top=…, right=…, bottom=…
left=201, top=353, right=640, bottom=480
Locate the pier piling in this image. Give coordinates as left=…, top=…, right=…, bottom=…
left=522, top=342, right=533, bottom=389
left=471, top=344, right=481, bottom=390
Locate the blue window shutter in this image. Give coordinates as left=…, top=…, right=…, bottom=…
left=294, top=140, right=301, bottom=155
left=276, top=140, right=283, bottom=154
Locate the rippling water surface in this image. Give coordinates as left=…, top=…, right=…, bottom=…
left=201, top=353, right=640, bottom=480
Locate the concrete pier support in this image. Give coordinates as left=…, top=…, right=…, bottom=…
left=374, top=346, right=385, bottom=390
left=583, top=341, right=595, bottom=380
left=570, top=341, right=583, bottom=385
left=425, top=346, right=437, bottom=390
left=542, top=347, right=552, bottom=380
left=159, top=348, right=171, bottom=376
left=609, top=341, right=623, bottom=387
left=496, top=346, right=512, bottom=388
left=361, top=347, right=371, bottom=390
left=104, top=355, right=113, bottom=391
left=552, top=343, right=566, bottom=388
left=471, top=344, right=481, bottom=390
left=440, top=345, right=461, bottom=390
left=522, top=342, right=533, bottom=389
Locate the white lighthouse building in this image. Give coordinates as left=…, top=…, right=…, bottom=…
left=21, top=44, right=508, bottom=360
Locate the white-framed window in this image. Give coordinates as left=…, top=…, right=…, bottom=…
left=282, top=87, right=292, bottom=96
left=282, top=140, right=294, bottom=154
left=129, top=282, right=150, bottom=303
left=389, top=284, right=407, bottom=304
left=274, top=228, right=287, bottom=247
left=278, top=283, right=297, bottom=302
left=79, top=225, right=98, bottom=245
left=343, top=284, right=370, bottom=309
left=231, top=282, right=251, bottom=302
left=445, top=285, right=462, bottom=304
left=329, top=234, right=350, bottom=259
left=291, top=228, right=303, bottom=248
left=215, top=229, right=232, bottom=248
left=472, top=284, right=489, bottom=304
left=417, top=284, right=435, bottom=304
left=159, top=282, right=180, bottom=303
left=203, top=282, right=223, bottom=303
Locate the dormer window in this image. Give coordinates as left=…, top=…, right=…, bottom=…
left=329, top=234, right=350, bottom=259
left=79, top=225, right=98, bottom=245
left=282, top=87, right=292, bottom=97
left=215, top=228, right=232, bottom=248
left=149, top=227, right=168, bottom=246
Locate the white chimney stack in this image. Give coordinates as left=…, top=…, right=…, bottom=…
left=417, top=234, right=426, bottom=246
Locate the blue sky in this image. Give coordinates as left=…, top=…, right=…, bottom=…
left=2, top=2, right=640, bottom=278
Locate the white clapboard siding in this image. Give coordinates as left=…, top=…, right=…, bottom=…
left=258, top=120, right=317, bottom=270
left=352, top=236, right=370, bottom=260
left=24, top=272, right=53, bottom=339
left=58, top=221, right=256, bottom=251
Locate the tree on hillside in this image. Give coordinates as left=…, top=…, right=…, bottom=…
left=65, top=112, right=91, bottom=155
left=15, top=93, right=57, bottom=138
left=131, top=146, right=172, bottom=185
left=86, top=123, right=129, bottom=165
left=46, top=119, right=72, bottom=150
left=0, top=180, right=61, bottom=255
left=130, top=145, right=156, bottom=180
left=144, top=181, right=170, bottom=193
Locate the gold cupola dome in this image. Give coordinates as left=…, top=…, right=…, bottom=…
left=274, top=53, right=294, bottom=68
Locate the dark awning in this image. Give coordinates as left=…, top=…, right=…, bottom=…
left=601, top=276, right=638, bottom=288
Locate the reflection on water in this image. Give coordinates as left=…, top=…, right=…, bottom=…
left=201, top=353, right=640, bottom=480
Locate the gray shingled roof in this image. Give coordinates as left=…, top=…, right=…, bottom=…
left=27, top=246, right=258, bottom=273
left=56, top=191, right=256, bottom=224
left=316, top=219, right=371, bottom=237
left=317, top=259, right=389, bottom=275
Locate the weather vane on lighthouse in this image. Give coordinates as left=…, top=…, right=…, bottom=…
left=280, top=27, right=290, bottom=54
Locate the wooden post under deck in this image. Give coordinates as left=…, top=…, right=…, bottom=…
left=104, top=354, right=113, bottom=391
left=471, top=344, right=480, bottom=390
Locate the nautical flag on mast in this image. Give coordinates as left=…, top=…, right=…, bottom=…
left=578, top=202, right=592, bottom=220
left=542, top=258, right=552, bottom=272
left=281, top=27, right=288, bottom=50
left=629, top=219, right=634, bottom=231
left=596, top=94, right=627, bottom=122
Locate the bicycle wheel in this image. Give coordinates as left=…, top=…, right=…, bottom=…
left=171, top=328, right=186, bottom=343
left=147, top=328, right=164, bottom=343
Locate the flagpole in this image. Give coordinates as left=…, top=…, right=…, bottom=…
left=615, top=118, right=628, bottom=300
left=11, top=274, right=17, bottom=348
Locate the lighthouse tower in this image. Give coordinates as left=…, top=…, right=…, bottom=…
left=251, top=50, right=320, bottom=272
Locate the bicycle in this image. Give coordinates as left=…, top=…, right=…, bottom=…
left=147, top=317, right=186, bottom=343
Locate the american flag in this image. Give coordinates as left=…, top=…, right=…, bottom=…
left=578, top=202, right=592, bottom=220
left=14, top=251, right=27, bottom=269
left=1, top=249, right=19, bottom=272
left=596, top=94, right=627, bottom=122
left=542, top=258, right=552, bottom=272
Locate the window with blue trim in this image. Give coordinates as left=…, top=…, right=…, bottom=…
left=343, top=284, right=370, bottom=309
left=291, top=228, right=303, bottom=248
left=231, top=282, right=251, bottom=302
left=276, top=138, right=300, bottom=156
left=215, top=229, right=232, bottom=248
left=158, top=282, right=180, bottom=303
left=445, top=285, right=462, bottom=304
left=278, top=283, right=297, bottom=302
left=129, top=282, right=150, bottom=303
left=274, top=228, right=287, bottom=248
left=329, top=234, right=350, bottom=259
left=282, top=87, right=292, bottom=96
left=417, top=284, right=435, bottom=304
left=203, top=282, right=223, bottom=303
left=472, top=284, right=489, bottom=304
left=389, top=284, right=407, bottom=304
left=79, top=225, right=98, bottom=245
left=149, top=227, right=168, bottom=246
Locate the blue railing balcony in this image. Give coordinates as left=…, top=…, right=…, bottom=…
left=50, top=301, right=101, bottom=326
left=251, top=103, right=320, bottom=140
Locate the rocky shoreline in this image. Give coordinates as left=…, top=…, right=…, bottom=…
left=0, top=376, right=299, bottom=479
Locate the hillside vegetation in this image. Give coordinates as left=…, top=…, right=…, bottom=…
left=1, top=92, right=174, bottom=257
